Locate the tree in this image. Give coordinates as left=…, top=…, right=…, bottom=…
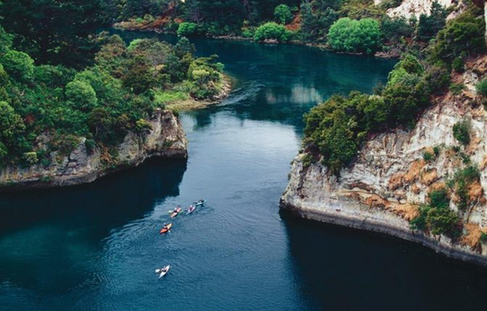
left=417, top=1, right=447, bottom=42
left=274, top=4, right=292, bottom=25
left=0, top=0, right=108, bottom=67
left=177, top=22, right=198, bottom=36
left=0, top=101, right=25, bottom=149
left=1, top=50, right=34, bottom=81
left=328, top=18, right=383, bottom=54
left=254, top=22, right=289, bottom=42
left=122, top=55, right=156, bottom=94
left=65, top=80, right=98, bottom=112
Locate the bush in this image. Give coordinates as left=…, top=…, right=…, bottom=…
left=453, top=120, right=471, bottom=146
left=431, top=13, right=486, bottom=62
left=328, top=18, right=382, bottom=55
left=476, top=78, right=487, bottom=96
left=254, top=22, right=289, bottom=42
left=452, top=58, right=465, bottom=73
left=23, top=151, right=38, bottom=165
left=177, top=22, right=198, bottom=36
left=135, top=119, right=152, bottom=134
left=381, top=16, right=413, bottom=42
left=2, top=50, right=34, bottom=81
left=429, top=188, right=450, bottom=209
left=423, top=151, right=434, bottom=162
left=65, top=80, right=98, bottom=112
left=449, top=83, right=464, bottom=95
left=274, top=4, right=293, bottom=25
left=417, top=1, right=447, bottom=42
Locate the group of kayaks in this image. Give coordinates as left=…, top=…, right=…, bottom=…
left=155, top=199, right=206, bottom=279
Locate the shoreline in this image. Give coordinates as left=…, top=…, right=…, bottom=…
left=0, top=110, right=188, bottom=193
left=280, top=200, right=487, bottom=266
left=112, top=25, right=401, bottom=59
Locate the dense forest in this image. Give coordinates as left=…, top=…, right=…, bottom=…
left=0, top=0, right=226, bottom=168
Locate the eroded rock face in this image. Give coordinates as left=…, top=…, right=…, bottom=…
left=0, top=109, right=187, bottom=192
left=281, top=55, right=487, bottom=265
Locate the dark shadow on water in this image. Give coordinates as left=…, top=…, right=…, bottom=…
left=0, top=158, right=187, bottom=237
left=280, top=211, right=487, bottom=311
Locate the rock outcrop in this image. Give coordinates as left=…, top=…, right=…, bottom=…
left=0, top=109, right=187, bottom=192
left=281, top=56, right=487, bottom=265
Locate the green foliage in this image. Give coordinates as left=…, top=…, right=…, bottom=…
left=254, top=22, right=290, bottom=42
left=328, top=18, right=382, bottom=55
left=429, top=188, right=450, bottom=209
left=452, top=58, right=465, bottom=73
left=449, top=83, right=465, bottom=95
left=417, top=1, right=447, bottom=42
left=22, top=152, right=38, bottom=165
left=0, top=0, right=109, bottom=67
left=274, top=4, right=293, bottom=25
left=410, top=189, right=459, bottom=237
left=423, top=151, right=434, bottom=162
left=476, top=78, right=487, bottom=96
left=0, top=101, right=25, bottom=155
left=430, top=12, right=486, bottom=62
left=453, top=121, right=471, bottom=146
left=381, top=16, right=413, bottom=43
left=177, top=22, right=198, bottom=36
left=65, top=80, right=98, bottom=112
left=135, top=119, right=153, bottom=134
left=2, top=50, right=34, bottom=81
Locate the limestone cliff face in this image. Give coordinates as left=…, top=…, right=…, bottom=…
left=385, top=0, right=453, bottom=19
left=281, top=56, right=487, bottom=265
left=0, top=109, right=187, bottom=192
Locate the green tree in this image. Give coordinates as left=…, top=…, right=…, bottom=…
left=274, top=4, right=293, bottom=24
left=328, top=18, right=382, bottom=54
left=0, top=0, right=108, bottom=67
left=254, top=22, right=289, bottom=42
left=417, top=1, right=447, bottom=42
left=1, top=50, right=34, bottom=81
left=177, top=22, right=198, bottom=36
left=0, top=101, right=26, bottom=150
left=65, top=80, right=98, bottom=112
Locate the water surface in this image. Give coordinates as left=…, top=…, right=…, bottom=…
left=1, top=34, right=486, bottom=311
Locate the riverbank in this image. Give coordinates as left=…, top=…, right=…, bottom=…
left=0, top=109, right=187, bottom=193
left=165, top=75, right=233, bottom=111
left=112, top=24, right=401, bottom=59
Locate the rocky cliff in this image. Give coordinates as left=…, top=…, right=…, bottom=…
left=0, top=109, right=187, bottom=192
left=281, top=56, right=487, bottom=265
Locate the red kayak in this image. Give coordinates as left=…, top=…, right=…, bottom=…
left=160, top=223, right=173, bottom=234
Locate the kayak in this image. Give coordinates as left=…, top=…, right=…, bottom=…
left=187, top=205, right=196, bottom=215
left=170, top=207, right=182, bottom=218
left=160, top=223, right=172, bottom=234
left=195, top=200, right=206, bottom=206
left=155, top=265, right=170, bottom=278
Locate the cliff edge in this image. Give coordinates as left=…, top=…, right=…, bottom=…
left=281, top=56, right=487, bottom=265
left=0, top=109, right=187, bottom=192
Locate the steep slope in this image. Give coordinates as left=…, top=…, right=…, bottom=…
left=0, top=109, right=187, bottom=192
left=281, top=56, right=487, bottom=265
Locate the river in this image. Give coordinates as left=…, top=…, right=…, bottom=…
left=1, top=34, right=487, bottom=311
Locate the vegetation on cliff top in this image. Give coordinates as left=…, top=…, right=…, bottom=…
left=303, top=4, right=485, bottom=175
left=0, top=24, right=224, bottom=168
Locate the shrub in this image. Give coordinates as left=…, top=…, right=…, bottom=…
left=453, top=120, right=471, bottom=146
left=449, top=83, right=465, bottom=95
left=452, top=58, right=465, bottom=73
left=381, top=16, right=413, bottom=42
left=476, top=78, right=487, bottom=96
left=417, top=1, right=447, bottom=42
left=274, top=4, right=293, bottom=25
left=431, top=13, right=486, bottom=62
left=423, top=151, right=434, bottom=162
left=177, top=22, right=198, bottom=36
left=65, top=80, right=98, bottom=112
left=2, top=50, right=34, bottom=81
left=254, top=22, right=289, bottom=42
left=23, top=151, right=38, bottom=165
left=426, top=207, right=459, bottom=236
left=429, top=188, right=450, bottom=209
left=328, top=18, right=382, bottom=55
left=135, top=119, right=152, bottom=134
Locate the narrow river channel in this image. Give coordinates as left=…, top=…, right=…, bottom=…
left=1, top=34, right=487, bottom=310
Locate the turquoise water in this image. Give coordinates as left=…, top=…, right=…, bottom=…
left=1, top=35, right=487, bottom=310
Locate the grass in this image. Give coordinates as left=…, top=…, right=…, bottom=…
left=154, top=89, right=189, bottom=105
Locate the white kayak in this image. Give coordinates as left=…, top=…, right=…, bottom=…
left=187, top=205, right=196, bottom=214
left=155, top=265, right=170, bottom=279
